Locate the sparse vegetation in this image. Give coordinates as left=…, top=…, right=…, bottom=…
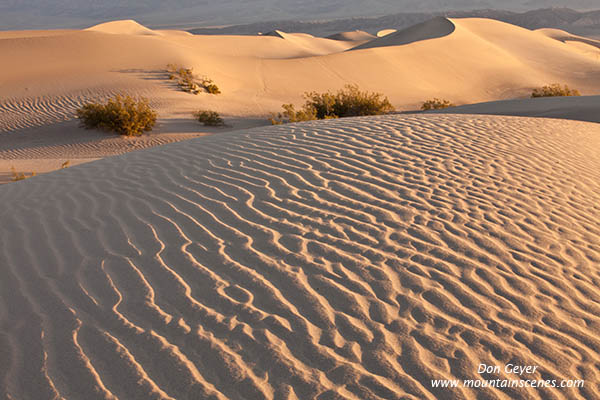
left=194, top=110, right=225, bottom=126
left=531, top=83, right=580, bottom=98
left=76, top=95, right=157, bottom=136
left=11, top=167, right=36, bottom=181
left=421, top=98, right=455, bottom=110
left=270, top=103, right=318, bottom=125
left=271, top=84, right=394, bottom=124
left=167, top=64, right=221, bottom=95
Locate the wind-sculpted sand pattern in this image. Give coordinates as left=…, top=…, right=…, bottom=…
left=0, top=87, right=161, bottom=133
left=0, top=115, right=599, bottom=399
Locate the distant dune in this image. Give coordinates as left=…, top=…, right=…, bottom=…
left=187, top=8, right=600, bottom=39
left=1, top=16, right=599, bottom=136
left=376, top=29, right=397, bottom=37
left=86, top=19, right=163, bottom=36
left=327, top=30, right=375, bottom=41
left=352, top=17, right=455, bottom=49
left=1, top=114, right=599, bottom=399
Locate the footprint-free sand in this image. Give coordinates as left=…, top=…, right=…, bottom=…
left=1, top=114, right=599, bottom=399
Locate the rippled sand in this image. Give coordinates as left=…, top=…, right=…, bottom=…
left=1, top=114, right=599, bottom=399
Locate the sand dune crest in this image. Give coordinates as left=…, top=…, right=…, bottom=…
left=85, top=20, right=162, bottom=36
left=376, top=29, right=396, bottom=37
left=352, top=17, right=455, bottom=50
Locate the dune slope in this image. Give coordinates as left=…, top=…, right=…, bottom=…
left=1, top=114, right=599, bottom=399
left=427, top=95, right=600, bottom=123
left=351, top=17, right=456, bottom=50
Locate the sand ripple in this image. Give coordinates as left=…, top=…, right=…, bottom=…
left=1, top=115, right=599, bottom=399
left=0, top=87, right=161, bottom=133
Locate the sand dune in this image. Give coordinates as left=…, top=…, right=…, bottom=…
left=427, top=95, right=600, bottom=123
left=2, top=17, right=600, bottom=135
left=86, top=19, right=163, bottom=36
left=326, top=30, right=376, bottom=42
left=376, top=29, right=397, bottom=38
left=2, top=17, right=600, bottom=180
left=1, top=114, right=599, bottom=399
left=352, top=17, right=456, bottom=50
left=537, top=28, right=600, bottom=50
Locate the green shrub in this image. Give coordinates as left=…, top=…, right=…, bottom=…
left=421, top=98, right=454, bottom=110
left=194, top=110, right=225, bottom=126
left=531, top=83, right=580, bottom=98
left=271, top=84, right=394, bottom=124
left=167, top=64, right=221, bottom=95
left=76, top=95, right=157, bottom=136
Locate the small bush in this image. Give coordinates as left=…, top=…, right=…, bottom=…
left=194, top=110, right=225, bottom=126
left=421, top=98, right=454, bottom=110
left=271, top=84, right=394, bottom=124
left=167, top=64, right=221, bottom=95
left=76, top=95, right=157, bottom=136
left=11, top=167, right=36, bottom=181
left=531, top=83, right=580, bottom=98
left=270, top=103, right=318, bottom=125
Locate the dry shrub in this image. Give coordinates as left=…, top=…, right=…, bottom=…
left=531, top=83, right=580, bottom=98
left=11, top=167, right=36, bottom=181
left=167, top=64, right=221, bottom=95
left=421, top=98, right=454, bottom=110
left=271, top=84, right=394, bottom=124
left=76, top=95, right=157, bottom=136
left=194, top=110, right=225, bottom=126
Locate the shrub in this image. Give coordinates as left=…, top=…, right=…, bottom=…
left=11, top=167, right=36, bottom=181
left=167, top=64, right=221, bottom=95
left=76, top=95, right=157, bottom=136
left=421, top=98, right=454, bottom=110
left=531, top=83, right=580, bottom=98
left=270, top=104, right=318, bottom=125
left=271, top=84, right=394, bottom=124
left=194, top=110, right=225, bottom=126
left=201, top=78, right=221, bottom=95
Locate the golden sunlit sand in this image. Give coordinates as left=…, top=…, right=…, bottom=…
left=1, top=114, right=599, bottom=399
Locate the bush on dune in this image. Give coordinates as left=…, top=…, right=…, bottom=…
left=271, top=84, right=394, bottom=124
left=76, top=95, right=157, bottom=136
left=421, top=98, right=454, bottom=110
left=167, top=64, right=221, bottom=95
left=531, top=83, right=580, bottom=98
left=270, top=103, right=318, bottom=125
left=194, top=110, right=225, bottom=126
left=11, top=167, right=36, bottom=181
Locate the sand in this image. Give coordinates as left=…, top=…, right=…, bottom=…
left=352, top=17, right=456, bottom=50
left=327, top=30, right=376, bottom=42
left=1, top=114, right=599, bottom=399
left=427, top=95, right=600, bottom=123
left=1, top=17, right=600, bottom=396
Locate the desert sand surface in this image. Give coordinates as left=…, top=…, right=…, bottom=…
left=427, top=95, right=600, bottom=123
left=1, top=114, right=599, bottom=399
left=2, top=17, right=600, bottom=180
